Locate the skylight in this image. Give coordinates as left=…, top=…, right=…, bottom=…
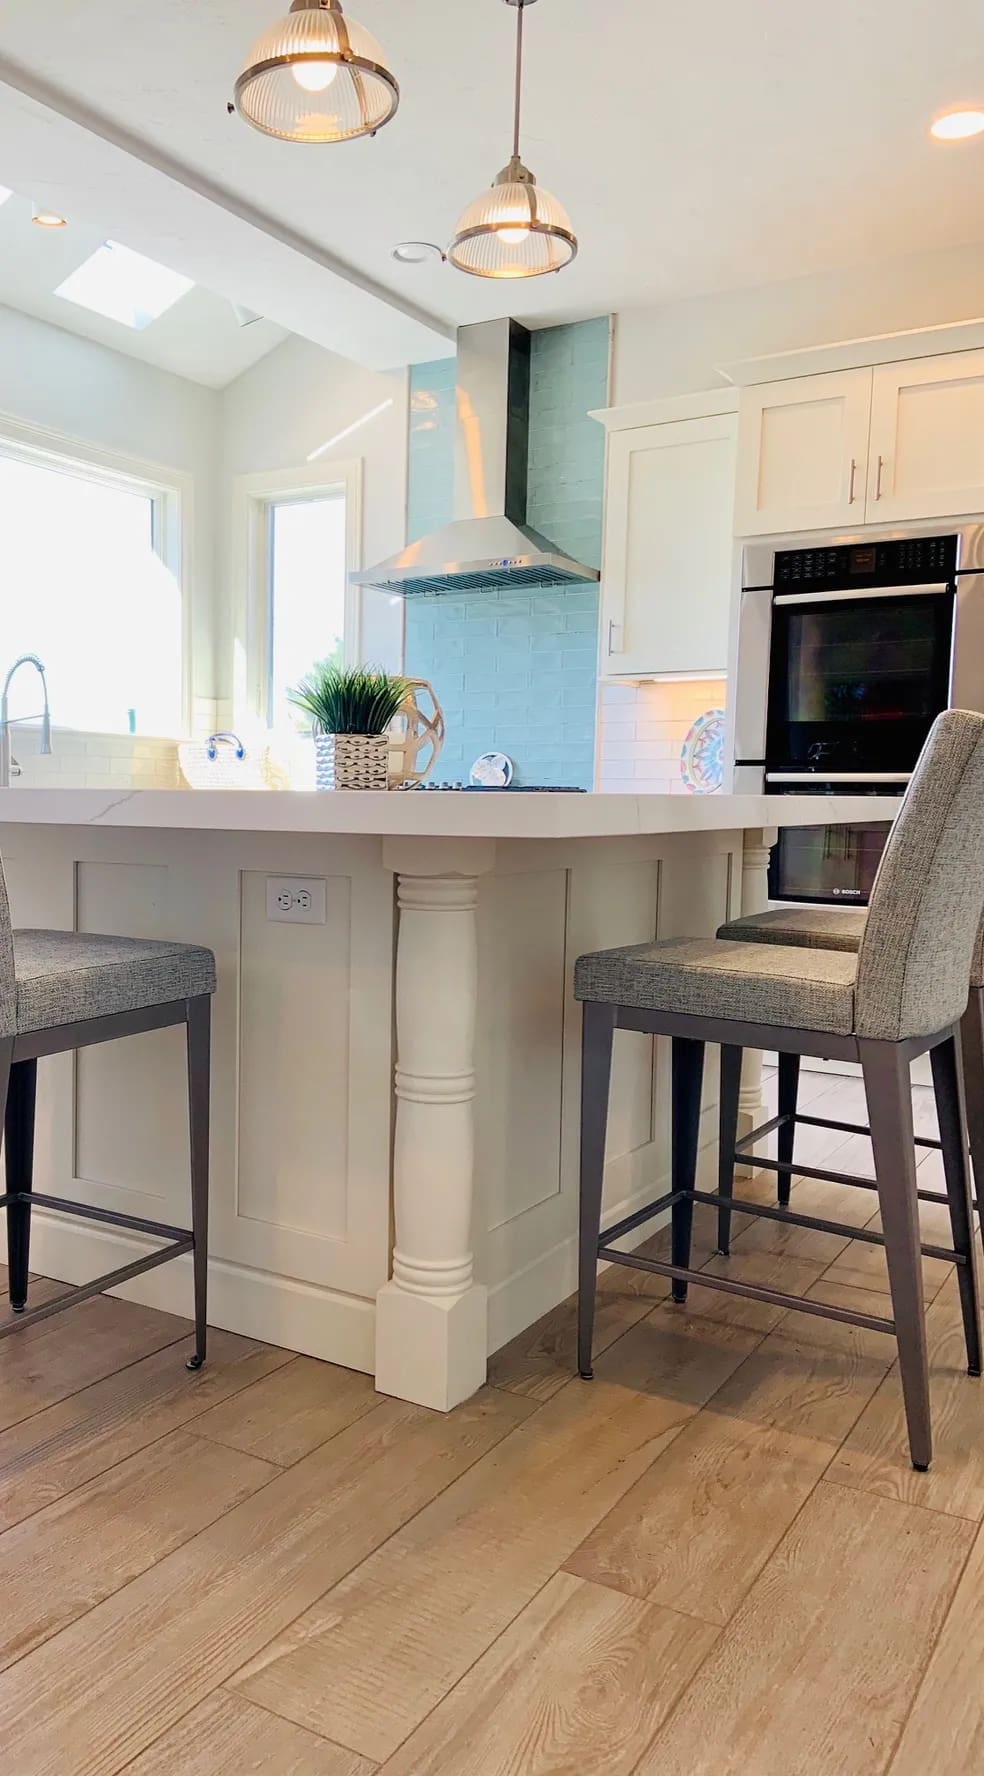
left=54, top=240, right=194, bottom=330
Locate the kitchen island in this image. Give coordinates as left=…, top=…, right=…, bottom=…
left=0, top=788, right=899, bottom=1409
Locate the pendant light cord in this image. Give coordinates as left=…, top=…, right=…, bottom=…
left=512, top=0, right=525, bottom=159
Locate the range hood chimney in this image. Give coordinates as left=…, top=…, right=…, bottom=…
left=351, top=318, right=600, bottom=596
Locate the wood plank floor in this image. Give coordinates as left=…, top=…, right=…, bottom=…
left=2, top=1069, right=984, bottom=1775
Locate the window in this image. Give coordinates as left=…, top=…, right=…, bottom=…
left=0, top=433, right=185, bottom=735
left=55, top=242, right=194, bottom=332
left=268, top=494, right=348, bottom=728
left=237, top=463, right=360, bottom=730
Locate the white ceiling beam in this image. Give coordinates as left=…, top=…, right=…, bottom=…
left=0, top=58, right=454, bottom=370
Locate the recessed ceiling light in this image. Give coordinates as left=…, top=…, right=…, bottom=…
left=55, top=241, right=194, bottom=330
left=930, top=109, right=984, bottom=141
left=32, top=205, right=67, bottom=228
left=391, top=241, right=444, bottom=265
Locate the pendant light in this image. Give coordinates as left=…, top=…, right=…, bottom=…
left=234, top=0, right=399, bottom=144
left=448, top=0, right=576, bottom=279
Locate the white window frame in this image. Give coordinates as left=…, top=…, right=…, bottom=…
left=0, top=409, right=192, bottom=736
left=232, top=459, right=363, bottom=729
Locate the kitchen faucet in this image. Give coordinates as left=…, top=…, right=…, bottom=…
left=0, top=655, right=52, bottom=788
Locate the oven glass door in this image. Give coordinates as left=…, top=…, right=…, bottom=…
left=766, top=590, right=954, bottom=772
left=768, top=820, right=892, bottom=905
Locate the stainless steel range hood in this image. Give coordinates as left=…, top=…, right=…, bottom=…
left=352, top=318, right=599, bottom=596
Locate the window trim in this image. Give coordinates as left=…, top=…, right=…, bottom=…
left=0, top=408, right=192, bottom=737
left=232, top=459, right=363, bottom=729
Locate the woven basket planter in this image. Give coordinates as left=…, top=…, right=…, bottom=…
left=313, top=732, right=389, bottom=791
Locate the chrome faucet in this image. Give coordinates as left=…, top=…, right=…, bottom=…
left=0, top=655, right=52, bottom=788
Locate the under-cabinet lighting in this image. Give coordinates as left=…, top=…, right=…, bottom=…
left=55, top=240, right=194, bottom=330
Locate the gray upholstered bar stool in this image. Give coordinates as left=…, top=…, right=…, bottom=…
left=715, top=904, right=984, bottom=1218
left=0, top=862, right=216, bottom=1370
left=574, top=709, right=984, bottom=1471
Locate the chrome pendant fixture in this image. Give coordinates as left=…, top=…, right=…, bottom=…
left=448, top=0, right=576, bottom=279
left=234, top=0, right=399, bottom=144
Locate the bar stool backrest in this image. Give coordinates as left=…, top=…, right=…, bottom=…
left=855, top=709, right=984, bottom=1041
left=0, top=859, right=14, bottom=1038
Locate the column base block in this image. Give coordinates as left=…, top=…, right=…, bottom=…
left=374, top=1279, right=488, bottom=1412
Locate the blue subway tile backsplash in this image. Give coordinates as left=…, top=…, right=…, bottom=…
left=404, top=317, right=609, bottom=788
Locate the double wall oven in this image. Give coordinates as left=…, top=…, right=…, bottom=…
left=733, top=525, right=984, bottom=904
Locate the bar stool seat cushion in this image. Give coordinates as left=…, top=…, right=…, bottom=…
left=12, top=930, right=217, bottom=1034
left=717, top=907, right=867, bottom=952
left=573, top=936, right=858, bottom=1034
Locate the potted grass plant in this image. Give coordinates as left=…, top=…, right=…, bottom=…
left=289, top=663, right=410, bottom=790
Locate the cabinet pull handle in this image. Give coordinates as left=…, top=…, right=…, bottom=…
left=607, top=619, right=621, bottom=655
left=875, top=454, right=884, bottom=501
left=848, top=458, right=857, bottom=503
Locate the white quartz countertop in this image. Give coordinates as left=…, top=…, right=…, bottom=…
left=0, top=787, right=902, bottom=840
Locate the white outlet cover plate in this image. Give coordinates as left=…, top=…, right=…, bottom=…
left=265, top=877, right=328, bottom=924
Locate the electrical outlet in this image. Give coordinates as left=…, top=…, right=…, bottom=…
left=266, top=877, right=327, bottom=925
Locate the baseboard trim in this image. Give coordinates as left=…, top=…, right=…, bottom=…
left=486, top=1130, right=719, bottom=1356
left=26, top=1210, right=376, bottom=1375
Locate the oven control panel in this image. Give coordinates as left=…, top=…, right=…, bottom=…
left=774, top=534, right=957, bottom=591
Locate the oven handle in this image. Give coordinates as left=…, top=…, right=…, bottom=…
left=765, top=771, right=911, bottom=783
left=773, top=582, right=951, bottom=606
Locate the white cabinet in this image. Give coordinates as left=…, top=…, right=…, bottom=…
left=734, top=370, right=872, bottom=536
left=867, top=350, right=984, bottom=522
left=735, top=347, right=984, bottom=535
left=598, top=404, right=737, bottom=678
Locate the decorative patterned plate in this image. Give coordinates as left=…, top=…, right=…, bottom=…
left=680, top=709, right=725, bottom=794
left=470, top=751, right=514, bottom=787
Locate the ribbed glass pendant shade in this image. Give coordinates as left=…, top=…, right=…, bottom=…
left=234, top=0, right=399, bottom=143
left=448, top=158, right=577, bottom=279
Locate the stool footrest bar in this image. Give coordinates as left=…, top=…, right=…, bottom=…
left=734, top=1112, right=789, bottom=1156
left=597, top=1246, right=896, bottom=1336
left=0, top=1191, right=192, bottom=1245
left=687, top=1187, right=959, bottom=1263
left=598, top=1190, right=679, bottom=1246
left=725, top=1149, right=976, bottom=1212
left=794, top=1110, right=941, bottom=1151
left=0, top=1237, right=194, bottom=1340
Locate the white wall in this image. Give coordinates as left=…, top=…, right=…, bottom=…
left=0, top=303, right=220, bottom=719
left=613, top=237, right=984, bottom=402
left=218, top=333, right=408, bottom=701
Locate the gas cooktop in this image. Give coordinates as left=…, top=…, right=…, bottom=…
left=399, top=782, right=586, bottom=793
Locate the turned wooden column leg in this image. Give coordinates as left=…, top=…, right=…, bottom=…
left=375, top=865, right=488, bottom=1412
left=736, top=826, right=777, bottom=1179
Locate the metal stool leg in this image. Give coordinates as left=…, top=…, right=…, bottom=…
left=670, top=1037, right=705, bottom=1304
left=185, top=995, right=211, bottom=1372
left=717, top=1044, right=742, bottom=1257
left=578, top=1002, right=616, bottom=1379
left=5, top=1057, right=37, bottom=1313
left=932, top=1031, right=983, bottom=1376
left=960, top=988, right=984, bottom=1233
left=861, top=1038, right=932, bottom=1471
left=776, top=1050, right=800, bottom=1207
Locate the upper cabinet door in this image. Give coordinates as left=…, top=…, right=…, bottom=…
left=602, top=412, right=737, bottom=678
left=734, top=369, right=872, bottom=536
left=867, top=351, right=984, bottom=522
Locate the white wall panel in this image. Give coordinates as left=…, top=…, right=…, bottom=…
left=477, top=867, right=568, bottom=1234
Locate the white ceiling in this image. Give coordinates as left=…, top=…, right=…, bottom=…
left=0, top=188, right=287, bottom=386
left=2, top=0, right=984, bottom=363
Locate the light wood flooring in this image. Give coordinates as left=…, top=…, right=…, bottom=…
left=2, top=1068, right=983, bottom=1774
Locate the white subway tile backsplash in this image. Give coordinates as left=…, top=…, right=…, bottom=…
left=596, top=675, right=726, bottom=796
